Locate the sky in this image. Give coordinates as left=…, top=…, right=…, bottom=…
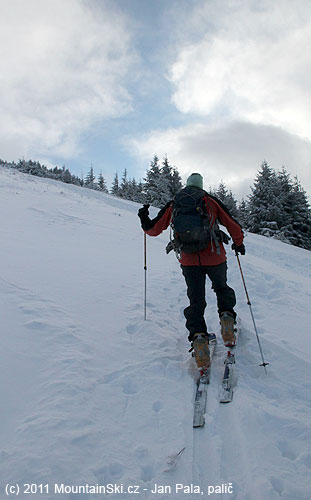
left=0, top=0, right=310, bottom=200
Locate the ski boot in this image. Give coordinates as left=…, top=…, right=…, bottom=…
left=191, top=333, right=210, bottom=370
left=220, top=311, right=236, bottom=347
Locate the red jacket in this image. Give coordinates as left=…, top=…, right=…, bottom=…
left=145, top=194, right=244, bottom=266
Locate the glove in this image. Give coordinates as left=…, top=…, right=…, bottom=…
left=138, top=204, right=151, bottom=230
left=232, top=242, right=245, bottom=255
left=138, top=204, right=150, bottom=218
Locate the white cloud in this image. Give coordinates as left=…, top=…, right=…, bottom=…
left=0, top=0, right=137, bottom=159
left=127, top=0, right=311, bottom=199
left=169, top=0, right=311, bottom=139
left=127, top=120, right=311, bottom=199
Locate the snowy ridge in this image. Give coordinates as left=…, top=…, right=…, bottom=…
left=0, top=167, right=310, bottom=499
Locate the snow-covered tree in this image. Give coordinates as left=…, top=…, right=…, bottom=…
left=276, top=169, right=311, bottom=249
left=110, top=172, right=120, bottom=196
left=247, top=161, right=284, bottom=234
left=238, top=198, right=249, bottom=229
left=210, top=181, right=239, bottom=219
left=143, top=155, right=183, bottom=207
left=1, top=157, right=83, bottom=186
left=119, top=169, right=130, bottom=199
left=289, top=177, right=311, bottom=249
left=84, top=166, right=96, bottom=189
left=98, top=172, right=108, bottom=193
left=143, top=155, right=162, bottom=206
left=170, top=167, right=183, bottom=195
left=160, top=157, right=173, bottom=199
left=161, top=157, right=183, bottom=197
left=61, top=166, right=73, bottom=184
left=126, top=178, right=145, bottom=203
left=246, top=162, right=311, bottom=250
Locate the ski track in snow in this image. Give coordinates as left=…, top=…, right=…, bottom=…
left=0, top=167, right=310, bottom=499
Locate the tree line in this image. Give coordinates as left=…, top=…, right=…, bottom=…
left=1, top=157, right=310, bottom=250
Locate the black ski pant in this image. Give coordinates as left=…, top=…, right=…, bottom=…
left=181, top=262, right=236, bottom=342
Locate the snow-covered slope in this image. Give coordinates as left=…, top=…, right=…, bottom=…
left=0, top=167, right=310, bottom=500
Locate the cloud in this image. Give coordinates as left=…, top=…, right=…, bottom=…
left=127, top=0, right=311, bottom=199
left=169, top=0, right=311, bottom=139
left=0, top=0, right=138, bottom=159
left=127, top=120, right=311, bottom=199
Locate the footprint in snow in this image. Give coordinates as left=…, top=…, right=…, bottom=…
left=152, top=401, right=162, bottom=413
left=24, top=319, right=51, bottom=330
left=126, top=323, right=138, bottom=335
left=277, top=440, right=298, bottom=461
left=121, top=378, right=139, bottom=395
left=92, top=462, right=125, bottom=483
left=269, top=476, right=284, bottom=497
left=134, top=446, right=155, bottom=482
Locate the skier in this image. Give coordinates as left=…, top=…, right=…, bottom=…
left=138, top=173, right=245, bottom=371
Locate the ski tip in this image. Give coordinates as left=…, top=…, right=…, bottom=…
left=219, top=389, right=233, bottom=403
left=193, top=421, right=205, bottom=428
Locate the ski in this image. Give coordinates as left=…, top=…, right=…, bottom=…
left=219, top=320, right=240, bottom=403
left=218, top=350, right=235, bottom=403
left=193, top=333, right=216, bottom=428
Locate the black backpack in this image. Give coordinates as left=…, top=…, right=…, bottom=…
left=166, top=186, right=229, bottom=256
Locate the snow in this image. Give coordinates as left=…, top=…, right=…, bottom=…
left=0, top=166, right=310, bottom=500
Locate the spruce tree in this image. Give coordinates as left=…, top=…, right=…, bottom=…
left=119, top=169, right=130, bottom=199
left=98, top=172, right=108, bottom=193
left=110, top=172, right=120, bottom=196
left=135, top=180, right=146, bottom=204
left=247, top=162, right=311, bottom=250
left=169, top=165, right=183, bottom=196
left=143, top=155, right=183, bottom=206
left=155, top=157, right=172, bottom=205
left=160, top=156, right=173, bottom=197
left=127, top=178, right=145, bottom=203
left=214, top=181, right=227, bottom=202
left=61, top=166, right=73, bottom=184
left=290, top=177, right=311, bottom=249
left=238, top=198, right=250, bottom=229
left=212, top=181, right=239, bottom=218
left=247, top=161, right=283, bottom=234
left=85, top=166, right=96, bottom=189
left=143, top=155, right=162, bottom=206
left=277, top=171, right=311, bottom=249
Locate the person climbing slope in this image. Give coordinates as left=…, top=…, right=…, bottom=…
left=138, top=173, right=245, bottom=371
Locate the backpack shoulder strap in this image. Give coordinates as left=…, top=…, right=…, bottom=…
left=173, top=186, right=206, bottom=211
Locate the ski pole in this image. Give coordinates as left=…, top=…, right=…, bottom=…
left=144, top=232, right=147, bottom=320
left=235, top=251, right=269, bottom=374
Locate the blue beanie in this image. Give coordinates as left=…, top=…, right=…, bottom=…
left=186, top=173, right=203, bottom=189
